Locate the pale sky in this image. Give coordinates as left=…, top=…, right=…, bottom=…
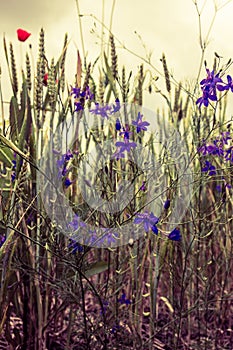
left=1, top=0, right=233, bottom=113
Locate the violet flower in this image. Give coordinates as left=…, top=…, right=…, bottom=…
left=132, top=112, right=150, bottom=133
left=168, top=228, right=181, bottom=241
left=134, top=211, right=159, bottom=233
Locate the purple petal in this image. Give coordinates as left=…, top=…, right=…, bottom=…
left=168, top=228, right=181, bottom=241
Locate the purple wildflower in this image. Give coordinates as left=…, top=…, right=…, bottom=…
left=134, top=211, right=159, bottom=233
left=91, top=229, right=119, bottom=245
left=118, top=292, right=131, bottom=305
left=200, top=68, right=223, bottom=91
left=64, top=150, right=73, bottom=161
left=111, top=98, right=121, bottom=114
left=115, top=118, right=121, bottom=131
left=119, top=124, right=132, bottom=140
left=90, top=103, right=112, bottom=119
left=81, top=86, right=94, bottom=99
left=168, top=228, right=181, bottom=241
left=11, top=157, right=17, bottom=182
left=111, top=149, right=126, bottom=160
left=12, top=160, right=16, bottom=170
left=115, top=139, right=137, bottom=153
left=68, top=214, right=86, bottom=231
left=164, top=199, right=170, bottom=210
left=196, top=68, right=223, bottom=108
left=151, top=224, right=158, bottom=235
left=217, top=75, right=233, bottom=92
left=201, top=160, right=216, bottom=176
left=224, top=147, right=233, bottom=162
left=198, top=143, right=224, bottom=157
left=110, top=322, right=121, bottom=334
left=71, top=86, right=94, bottom=112
left=139, top=181, right=146, bottom=191
left=196, top=88, right=217, bottom=109
left=68, top=238, right=84, bottom=253
left=64, top=178, right=72, bottom=188
left=11, top=172, right=16, bottom=182
left=0, top=235, right=6, bottom=247
left=56, top=150, right=73, bottom=178
left=216, top=184, right=222, bottom=193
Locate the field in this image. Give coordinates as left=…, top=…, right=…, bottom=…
left=0, top=1, right=232, bottom=349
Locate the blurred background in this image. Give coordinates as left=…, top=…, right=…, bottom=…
left=1, top=0, right=233, bottom=112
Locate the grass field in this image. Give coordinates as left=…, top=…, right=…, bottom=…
left=0, top=1, right=232, bottom=349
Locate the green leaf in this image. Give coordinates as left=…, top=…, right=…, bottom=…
left=0, top=133, right=29, bottom=162
left=9, top=96, right=19, bottom=140
left=17, top=80, right=32, bottom=155
left=0, top=145, right=13, bottom=166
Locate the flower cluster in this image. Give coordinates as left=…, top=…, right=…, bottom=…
left=198, top=130, right=232, bottom=189
left=133, top=211, right=159, bottom=234
left=71, top=86, right=94, bottom=112
left=198, top=131, right=232, bottom=163
left=68, top=96, right=181, bottom=243
left=54, top=149, right=76, bottom=188
left=90, top=98, right=121, bottom=119
left=196, top=68, right=233, bottom=108
left=201, top=160, right=217, bottom=176
left=117, top=292, right=131, bottom=305
left=133, top=209, right=182, bottom=241
left=86, top=228, right=120, bottom=246
left=67, top=213, right=121, bottom=246
left=113, top=109, right=150, bottom=159
left=68, top=214, right=86, bottom=231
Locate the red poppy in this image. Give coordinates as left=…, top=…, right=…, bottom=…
left=17, top=29, right=31, bottom=42
left=43, top=73, right=48, bottom=86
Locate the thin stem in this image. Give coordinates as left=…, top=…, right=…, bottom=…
left=107, top=0, right=116, bottom=58
left=75, top=0, right=85, bottom=59
left=193, top=0, right=229, bottom=96
left=101, top=0, right=105, bottom=67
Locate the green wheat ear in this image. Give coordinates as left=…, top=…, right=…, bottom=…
left=138, top=64, right=144, bottom=106
left=161, top=53, right=171, bottom=93
left=110, top=34, right=118, bottom=80
left=121, top=66, right=127, bottom=102
left=25, top=53, right=31, bottom=92
left=98, top=72, right=105, bottom=104
left=9, top=43, right=18, bottom=97
left=34, top=28, right=46, bottom=127
left=59, top=33, right=68, bottom=93
left=48, top=58, right=56, bottom=106
left=39, top=28, right=46, bottom=78
left=133, top=64, right=144, bottom=106
left=34, top=59, right=43, bottom=125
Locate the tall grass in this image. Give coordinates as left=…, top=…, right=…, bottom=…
left=0, top=1, right=232, bottom=349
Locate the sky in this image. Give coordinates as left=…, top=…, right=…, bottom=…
left=1, top=0, right=233, bottom=113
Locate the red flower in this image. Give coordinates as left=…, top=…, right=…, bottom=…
left=43, top=73, right=58, bottom=86
left=17, top=29, right=31, bottom=42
